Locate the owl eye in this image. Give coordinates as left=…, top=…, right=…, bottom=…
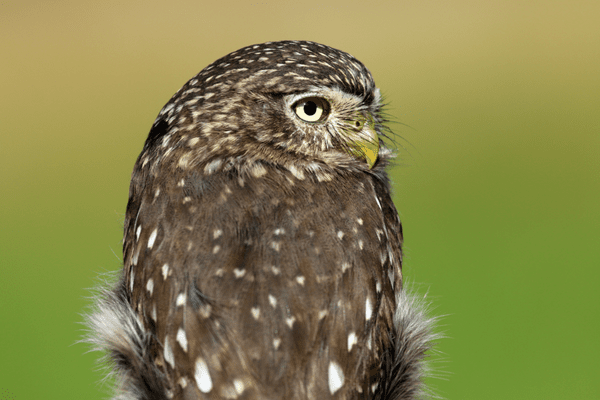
left=293, top=97, right=329, bottom=123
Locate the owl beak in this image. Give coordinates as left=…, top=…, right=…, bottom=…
left=346, top=116, right=379, bottom=169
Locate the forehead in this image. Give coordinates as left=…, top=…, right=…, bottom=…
left=187, top=40, right=377, bottom=100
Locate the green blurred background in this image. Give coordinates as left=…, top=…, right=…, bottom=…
left=1, top=0, right=598, bottom=398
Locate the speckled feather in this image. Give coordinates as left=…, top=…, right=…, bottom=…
left=86, top=40, right=435, bottom=400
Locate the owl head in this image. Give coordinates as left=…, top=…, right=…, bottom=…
left=136, top=41, right=390, bottom=186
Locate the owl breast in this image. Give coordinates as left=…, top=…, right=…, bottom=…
left=125, top=160, right=399, bottom=399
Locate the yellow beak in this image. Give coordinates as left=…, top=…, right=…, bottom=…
left=346, top=116, right=379, bottom=169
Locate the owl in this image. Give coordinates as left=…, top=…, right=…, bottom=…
left=87, top=40, right=436, bottom=400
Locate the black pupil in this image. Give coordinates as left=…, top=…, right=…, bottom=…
left=303, top=101, right=317, bottom=116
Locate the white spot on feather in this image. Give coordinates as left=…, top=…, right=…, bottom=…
left=365, top=297, right=373, bottom=321
left=233, top=268, right=246, bottom=278
left=164, top=337, right=174, bottom=368
left=337, top=230, right=344, bottom=240
left=213, top=229, right=223, bottom=239
left=177, top=328, right=188, bottom=352
left=146, top=279, right=154, bottom=295
left=273, top=338, right=281, bottom=349
left=204, top=158, right=222, bottom=174
left=286, top=316, right=296, bottom=328
left=268, top=294, right=277, bottom=308
left=233, top=379, right=245, bottom=395
left=176, top=293, right=186, bottom=306
left=136, top=225, right=142, bottom=240
left=371, top=382, right=379, bottom=393
left=374, top=195, right=382, bottom=210
left=380, top=251, right=387, bottom=265
left=178, top=153, right=192, bottom=169
left=148, top=228, right=157, bottom=249
left=296, top=275, right=305, bottom=285
left=288, top=164, right=305, bottom=180
left=348, top=332, right=358, bottom=352
left=341, top=262, right=351, bottom=272
left=132, top=247, right=140, bottom=266
left=162, top=264, right=169, bottom=280
left=328, top=361, right=345, bottom=394
left=194, top=358, right=213, bottom=393
left=200, top=304, right=212, bottom=318
left=251, top=307, right=260, bottom=320
left=388, top=269, right=396, bottom=289
left=129, top=269, right=134, bottom=292
left=250, top=163, right=267, bottom=177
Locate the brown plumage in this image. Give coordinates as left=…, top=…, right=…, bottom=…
left=86, top=40, right=437, bottom=400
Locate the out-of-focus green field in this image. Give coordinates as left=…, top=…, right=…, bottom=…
left=1, top=1, right=598, bottom=399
